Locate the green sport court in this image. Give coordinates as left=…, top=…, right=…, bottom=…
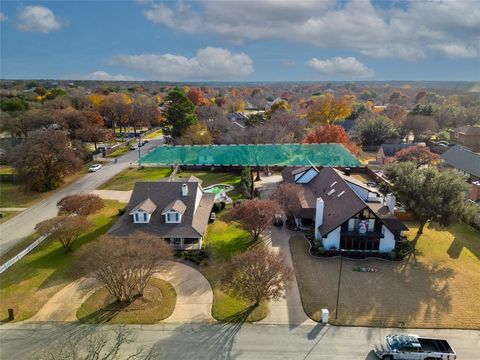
left=139, top=144, right=362, bottom=167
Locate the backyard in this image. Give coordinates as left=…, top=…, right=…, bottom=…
left=0, top=200, right=124, bottom=321
left=291, top=222, right=480, bottom=328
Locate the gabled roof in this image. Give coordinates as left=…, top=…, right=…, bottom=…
left=161, top=199, right=187, bottom=215
left=442, top=145, right=480, bottom=178
left=455, top=125, right=480, bottom=135
left=129, top=198, right=157, bottom=215
left=109, top=180, right=215, bottom=239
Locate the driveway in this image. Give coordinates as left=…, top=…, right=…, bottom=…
left=27, top=261, right=213, bottom=324
left=260, top=226, right=316, bottom=326
left=0, top=138, right=162, bottom=256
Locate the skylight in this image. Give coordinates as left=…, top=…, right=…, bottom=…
left=327, top=189, right=336, bottom=196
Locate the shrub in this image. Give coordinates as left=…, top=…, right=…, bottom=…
left=212, top=201, right=226, bottom=213
left=174, top=250, right=209, bottom=265
left=387, top=251, right=396, bottom=260
left=118, top=207, right=127, bottom=216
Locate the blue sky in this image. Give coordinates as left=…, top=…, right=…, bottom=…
left=1, top=0, right=479, bottom=81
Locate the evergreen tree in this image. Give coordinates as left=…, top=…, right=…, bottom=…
left=163, top=87, right=197, bottom=138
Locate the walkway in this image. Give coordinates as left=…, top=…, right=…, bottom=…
left=260, top=226, right=316, bottom=326
left=27, top=261, right=214, bottom=323
left=91, top=189, right=132, bottom=203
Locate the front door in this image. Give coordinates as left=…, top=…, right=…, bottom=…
left=172, top=238, right=183, bottom=249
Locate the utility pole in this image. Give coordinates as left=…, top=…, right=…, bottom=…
left=335, top=249, right=344, bottom=321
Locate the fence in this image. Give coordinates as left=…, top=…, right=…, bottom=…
left=0, top=234, right=48, bottom=274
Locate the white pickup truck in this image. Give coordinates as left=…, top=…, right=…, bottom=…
left=374, top=334, right=456, bottom=360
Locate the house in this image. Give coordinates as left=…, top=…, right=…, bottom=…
left=442, top=145, right=480, bottom=182
left=282, top=166, right=408, bottom=253
left=449, top=125, right=480, bottom=152
left=109, top=176, right=215, bottom=250
left=376, top=143, right=425, bottom=165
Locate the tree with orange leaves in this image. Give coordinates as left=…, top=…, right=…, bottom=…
left=187, top=88, right=207, bottom=106
left=306, top=93, right=353, bottom=125
left=303, top=124, right=360, bottom=155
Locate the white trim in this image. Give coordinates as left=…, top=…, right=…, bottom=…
left=165, top=211, right=181, bottom=223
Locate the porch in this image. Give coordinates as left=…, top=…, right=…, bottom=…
left=168, top=237, right=202, bottom=250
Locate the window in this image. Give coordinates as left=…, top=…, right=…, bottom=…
left=143, top=212, right=148, bottom=221
left=134, top=213, right=139, bottom=222
left=166, top=212, right=180, bottom=223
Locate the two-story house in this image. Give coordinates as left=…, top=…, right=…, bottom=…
left=109, top=176, right=215, bottom=250
left=282, top=166, right=408, bottom=253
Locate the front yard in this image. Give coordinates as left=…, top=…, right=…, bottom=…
left=99, top=167, right=172, bottom=191
left=0, top=200, right=124, bottom=321
left=291, top=222, right=480, bottom=328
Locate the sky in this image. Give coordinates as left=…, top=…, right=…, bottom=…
left=1, top=0, right=479, bottom=82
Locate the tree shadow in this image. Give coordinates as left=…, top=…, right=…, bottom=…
left=78, top=300, right=132, bottom=324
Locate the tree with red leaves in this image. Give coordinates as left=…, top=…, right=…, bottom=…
left=303, top=124, right=360, bottom=155
left=394, top=145, right=440, bottom=168
left=57, top=194, right=105, bottom=216
left=187, top=88, right=207, bottom=106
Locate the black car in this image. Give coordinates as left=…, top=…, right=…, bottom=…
left=273, top=214, right=283, bottom=226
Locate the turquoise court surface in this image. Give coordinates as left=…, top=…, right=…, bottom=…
left=139, top=144, right=362, bottom=167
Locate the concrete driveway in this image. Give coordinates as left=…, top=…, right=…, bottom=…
left=0, top=138, right=162, bottom=256
left=260, top=226, right=316, bottom=326
left=27, top=260, right=213, bottom=323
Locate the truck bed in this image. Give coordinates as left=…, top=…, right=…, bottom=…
left=418, top=338, right=455, bottom=354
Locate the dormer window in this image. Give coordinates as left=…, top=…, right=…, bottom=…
left=133, top=211, right=150, bottom=223
left=165, top=211, right=181, bottom=223
left=129, top=198, right=156, bottom=224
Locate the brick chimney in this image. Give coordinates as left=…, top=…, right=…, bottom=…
left=469, top=181, right=480, bottom=202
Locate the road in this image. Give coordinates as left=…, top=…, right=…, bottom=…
left=0, top=322, right=477, bottom=359
left=0, top=138, right=163, bottom=256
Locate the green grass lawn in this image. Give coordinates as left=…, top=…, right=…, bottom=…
left=99, top=167, right=172, bottom=191
left=77, top=278, right=176, bottom=324
left=143, top=129, right=163, bottom=139
left=0, top=211, right=17, bottom=224
left=0, top=200, right=124, bottom=322
left=106, top=146, right=130, bottom=158
left=0, top=166, right=16, bottom=175
left=201, top=215, right=268, bottom=322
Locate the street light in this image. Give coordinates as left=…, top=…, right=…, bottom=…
left=334, top=249, right=344, bottom=321
left=138, top=134, right=142, bottom=161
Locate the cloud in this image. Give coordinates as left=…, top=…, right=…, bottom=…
left=107, top=47, right=254, bottom=80
left=429, top=44, right=478, bottom=59
left=307, top=57, right=374, bottom=79
left=63, top=71, right=143, bottom=81
left=141, top=0, right=480, bottom=60
left=17, top=6, right=62, bottom=33
left=0, top=12, right=7, bottom=22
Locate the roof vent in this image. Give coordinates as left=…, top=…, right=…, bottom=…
left=337, top=191, right=346, bottom=198
left=327, top=189, right=336, bottom=196
left=182, top=183, right=188, bottom=196
left=330, top=181, right=337, bottom=188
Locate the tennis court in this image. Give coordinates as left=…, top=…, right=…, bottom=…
left=139, top=144, right=361, bottom=167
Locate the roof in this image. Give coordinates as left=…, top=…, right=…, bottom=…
left=161, top=199, right=187, bottom=215
left=380, top=143, right=421, bottom=157
left=335, top=169, right=381, bottom=195
left=442, top=145, right=480, bottom=178
left=456, top=125, right=480, bottom=136
left=283, top=166, right=407, bottom=235
left=109, top=180, right=215, bottom=239
left=129, top=198, right=157, bottom=215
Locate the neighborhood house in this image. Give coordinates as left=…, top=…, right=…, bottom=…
left=109, top=176, right=215, bottom=250
left=282, top=166, right=408, bottom=253
left=376, top=143, right=425, bottom=165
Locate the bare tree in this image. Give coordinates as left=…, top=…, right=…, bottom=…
left=222, top=246, right=293, bottom=307
left=75, top=233, right=173, bottom=302
left=36, top=326, right=159, bottom=360
left=271, top=183, right=302, bottom=222
left=226, top=199, right=278, bottom=242
left=35, top=216, right=93, bottom=253
left=57, top=194, right=105, bottom=216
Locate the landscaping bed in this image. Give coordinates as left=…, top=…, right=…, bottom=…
left=290, top=222, right=480, bottom=328
left=77, top=278, right=176, bottom=324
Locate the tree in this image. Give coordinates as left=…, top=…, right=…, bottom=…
left=57, top=194, right=104, bottom=216
left=403, top=115, right=439, bottom=141
left=240, top=167, right=252, bottom=198
left=271, top=183, right=302, bottom=222
left=163, top=87, right=197, bottom=138
left=222, top=246, right=293, bottom=307
left=303, top=124, right=360, bottom=155
left=187, top=88, right=207, bottom=106
left=76, top=125, right=114, bottom=151
left=35, top=216, right=92, bottom=253
left=385, top=162, right=469, bottom=235
left=180, top=123, right=212, bottom=145
left=13, top=129, right=82, bottom=191
left=245, top=113, right=265, bottom=127
left=227, top=199, right=278, bottom=242
left=129, top=97, right=161, bottom=135
left=394, top=145, right=440, bottom=168
left=354, top=115, right=398, bottom=146
left=75, top=233, right=173, bottom=302
left=0, top=96, right=29, bottom=112
left=306, top=93, right=353, bottom=125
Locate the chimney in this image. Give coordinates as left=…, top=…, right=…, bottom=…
left=315, top=197, right=324, bottom=240
left=182, top=183, right=188, bottom=196
left=386, top=193, right=396, bottom=213
left=344, top=167, right=351, bottom=176
left=470, top=181, right=480, bottom=202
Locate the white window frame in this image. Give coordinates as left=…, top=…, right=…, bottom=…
left=165, top=211, right=181, bottom=223
left=133, top=211, right=150, bottom=224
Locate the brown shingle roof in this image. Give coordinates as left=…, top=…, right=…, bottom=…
left=161, top=199, right=187, bottom=215
left=129, top=198, right=157, bottom=215
left=109, top=181, right=215, bottom=239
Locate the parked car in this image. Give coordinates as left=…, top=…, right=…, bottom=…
left=130, top=143, right=139, bottom=150
left=88, top=164, right=102, bottom=172
left=374, top=334, right=456, bottom=360
left=273, top=214, right=284, bottom=226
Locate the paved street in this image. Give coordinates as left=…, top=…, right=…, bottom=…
left=0, top=138, right=163, bottom=256
left=0, top=322, right=477, bottom=359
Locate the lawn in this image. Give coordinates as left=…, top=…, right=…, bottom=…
left=77, top=278, right=176, bottom=324
left=201, top=215, right=269, bottom=322
left=143, top=129, right=163, bottom=139
left=0, top=200, right=124, bottom=322
left=291, top=222, right=480, bottom=328
left=99, top=167, right=172, bottom=191
left=106, top=146, right=130, bottom=158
